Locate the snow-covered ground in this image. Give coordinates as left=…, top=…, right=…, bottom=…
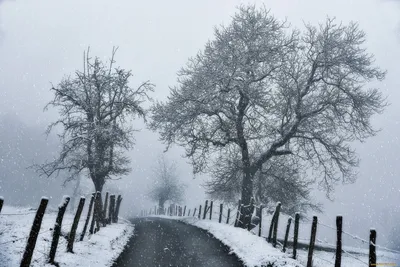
left=156, top=201, right=400, bottom=267
left=0, top=204, right=134, bottom=267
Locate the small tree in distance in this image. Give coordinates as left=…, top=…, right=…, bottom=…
left=37, top=48, right=154, bottom=194
left=148, top=155, right=186, bottom=214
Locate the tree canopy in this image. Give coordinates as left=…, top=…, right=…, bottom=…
left=38, top=48, right=154, bottom=193
left=151, top=5, right=386, bottom=228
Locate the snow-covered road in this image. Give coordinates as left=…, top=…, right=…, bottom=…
left=112, top=217, right=244, bottom=267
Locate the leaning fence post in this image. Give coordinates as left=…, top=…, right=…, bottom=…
left=219, top=203, right=223, bottom=223
left=198, top=205, right=202, bottom=219
left=272, top=202, right=281, bottom=247
left=80, top=194, right=94, bottom=241
left=234, top=199, right=241, bottom=227
left=268, top=204, right=280, bottom=243
left=108, top=195, right=116, bottom=224
left=67, top=197, right=85, bottom=253
left=89, top=192, right=100, bottom=234
left=102, top=192, right=109, bottom=226
left=307, top=216, right=318, bottom=267
left=258, top=205, right=264, bottom=237
left=203, top=200, right=208, bottom=220
left=94, top=192, right=102, bottom=232
left=114, top=195, right=122, bottom=223
left=0, top=196, right=3, bottom=214
left=283, top=217, right=292, bottom=252
left=183, top=206, right=186, bottom=216
left=188, top=209, right=191, bottom=217
left=247, top=198, right=255, bottom=230
left=293, top=212, right=300, bottom=259
left=335, top=216, right=343, bottom=267
left=227, top=208, right=231, bottom=224
left=193, top=208, right=197, bottom=217
left=369, top=229, right=377, bottom=267
left=49, top=196, right=70, bottom=264
left=209, top=201, right=213, bottom=220
left=20, top=197, right=49, bottom=267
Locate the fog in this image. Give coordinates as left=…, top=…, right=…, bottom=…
left=0, top=0, right=399, bottom=249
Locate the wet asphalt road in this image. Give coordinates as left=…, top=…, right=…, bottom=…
left=112, top=217, right=244, bottom=267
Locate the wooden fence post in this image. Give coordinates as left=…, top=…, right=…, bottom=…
left=193, top=208, right=197, bottom=217
left=80, top=194, right=94, bottom=241
left=183, top=206, right=186, bottom=216
left=219, top=203, right=223, bottom=223
left=268, top=203, right=281, bottom=243
left=114, top=195, right=122, bottom=223
left=272, top=202, right=281, bottom=247
left=209, top=201, right=213, bottom=220
left=268, top=213, right=275, bottom=243
left=238, top=204, right=244, bottom=227
left=108, top=195, right=116, bottom=224
left=293, top=212, right=300, bottom=259
left=94, top=192, right=102, bottom=232
left=307, top=216, right=318, bottom=267
left=227, top=208, right=231, bottom=224
left=198, top=205, right=202, bottom=219
left=369, top=229, right=376, bottom=267
left=102, top=192, right=109, bottom=226
left=234, top=199, right=241, bottom=227
left=20, top=197, right=49, bottom=267
left=67, top=197, right=85, bottom=253
left=0, top=196, right=3, bottom=214
left=188, top=209, right=191, bottom=216
left=258, top=205, right=264, bottom=237
left=247, top=198, right=255, bottom=230
left=335, top=216, right=343, bottom=267
left=283, top=217, right=292, bottom=252
left=203, top=200, right=208, bottom=220
left=89, top=192, right=100, bottom=234
left=49, top=196, right=70, bottom=264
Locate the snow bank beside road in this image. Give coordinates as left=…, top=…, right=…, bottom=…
left=0, top=205, right=134, bottom=267
left=173, top=216, right=304, bottom=267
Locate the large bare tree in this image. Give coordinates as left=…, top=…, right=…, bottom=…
left=148, top=155, right=186, bottom=214
left=150, top=5, right=387, bottom=228
left=38, top=48, right=154, bottom=193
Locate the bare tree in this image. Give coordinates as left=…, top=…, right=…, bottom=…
left=206, top=151, right=322, bottom=215
left=37, top=48, right=154, bottom=194
left=150, top=5, right=387, bottom=228
left=148, top=155, right=185, bottom=214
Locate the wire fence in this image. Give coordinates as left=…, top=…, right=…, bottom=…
left=148, top=199, right=400, bottom=267
left=0, top=193, right=124, bottom=266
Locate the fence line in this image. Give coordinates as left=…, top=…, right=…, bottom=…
left=0, top=192, right=124, bottom=266
left=143, top=199, right=400, bottom=267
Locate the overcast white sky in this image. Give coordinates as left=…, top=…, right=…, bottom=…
left=0, top=0, right=399, bottom=248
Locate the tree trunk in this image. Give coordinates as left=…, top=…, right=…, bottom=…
left=158, top=199, right=165, bottom=215
left=93, top=177, right=105, bottom=224
left=236, top=91, right=253, bottom=229
left=238, top=156, right=253, bottom=228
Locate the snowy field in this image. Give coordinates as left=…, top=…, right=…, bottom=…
left=154, top=202, right=400, bottom=267
left=0, top=204, right=134, bottom=267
